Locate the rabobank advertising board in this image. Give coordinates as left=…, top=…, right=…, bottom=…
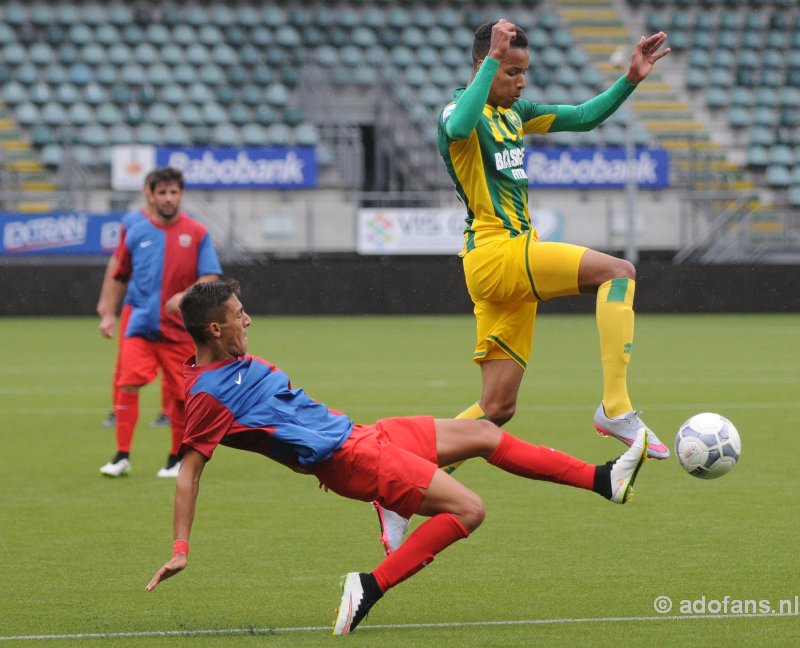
left=525, top=147, right=670, bottom=189
left=155, top=146, right=318, bottom=190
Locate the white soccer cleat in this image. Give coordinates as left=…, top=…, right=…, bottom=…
left=373, top=501, right=410, bottom=556
left=99, top=457, right=131, bottom=477
left=156, top=461, right=181, bottom=478
left=332, top=572, right=381, bottom=635
left=608, top=428, right=648, bottom=504
left=593, top=404, right=670, bottom=460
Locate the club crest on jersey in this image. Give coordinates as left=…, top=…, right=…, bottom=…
left=179, top=233, right=193, bottom=247
left=505, top=110, right=522, bottom=131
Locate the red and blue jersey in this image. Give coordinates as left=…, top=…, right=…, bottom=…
left=182, top=354, right=353, bottom=469
left=113, top=212, right=222, bottom=343
left=117, top=207, right=148, bottom=249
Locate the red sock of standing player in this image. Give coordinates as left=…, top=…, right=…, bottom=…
left=487, top=431, right=595, bottom=490
left=115, top=390, right=139, bottom=453
left=372, top=513, right=469, bottom=592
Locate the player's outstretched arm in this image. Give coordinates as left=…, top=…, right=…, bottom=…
left=147, top=449, right=207, bottom=591
left=625, top=32, right=670, bottom=84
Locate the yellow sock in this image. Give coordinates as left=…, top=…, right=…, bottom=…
left=442, top=402, right=488, bottom=475
left=596, top=278, right=635, bottom=419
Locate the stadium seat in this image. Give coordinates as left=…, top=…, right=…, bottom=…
left=173, top=25, right=197, bottom=47
left=728, top=106, right=750, bottom=129
left=121, top=25, right=146, bottom=47
left=199, top=65, right=225, bottom=87
left=162, top=123, right=191, bottom=147
left=41, top=144, right=64, bottom=167
left=15, top=102, right=41, bottom=126
left=202, top=103, right=227, bottom=126
left=228, top=103, right=252, bottom=126
left=186, top=83, right=212, bottom=105
left=161, top=85, right=187, bottom=106
left=41, top=101, right=67, bottom=126
left=294, top=123, right=319, bottom=147
left=254, top=105, right=278, bottom=127
left=241, top=123, right=268, bottom=146
left=266, top=123, right=292, bottom=146
left=146, top=103, right=174, bottom=127
left=135, top=124, right=162, bottom=146
left=765, top=164, right=791, bottom=187
left=173, top=64, right=198, bottom=86
left=215, top=85, right=237, bottom=107
left=108, top=43, right=132, bottom=66
left=94, top=24, right=120, bottom=47
left=29, top=124, right=54, bottom=147
left=109, top=123, right=135, bottom=146
left=96, top=102, right=123, bottom=126
left=67, top=102, right=94, bottom=126
left=213, top=123, right=241, bottom=146
left=82, top=124, right=108, bottom=148
left=28, top=83, right=51, bottom=105
left=177, top=104, right=203, bottom=127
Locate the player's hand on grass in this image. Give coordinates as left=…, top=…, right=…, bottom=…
left=488, top=18, right=517, bottom=62
left=146, top=554, right=187, bottom=591
left=99, top=314, right=116, bottom=338
left=626, top=32, right=670, bottom=84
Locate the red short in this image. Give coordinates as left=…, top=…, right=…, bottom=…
left=117, top=334, right=193, bottom=403
left=312, top=416, right=439, bottom=519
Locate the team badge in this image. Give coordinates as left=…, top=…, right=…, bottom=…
left=505, top=110, right=522, bottom=131
left=179, top=233, right=193, bottom=247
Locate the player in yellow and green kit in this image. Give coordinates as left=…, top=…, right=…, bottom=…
left=374, top=19, right=672, bottom=556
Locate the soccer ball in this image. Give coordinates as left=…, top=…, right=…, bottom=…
left=674, top=413, right=741, bottom=479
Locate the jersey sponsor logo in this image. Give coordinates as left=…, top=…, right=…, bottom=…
left=495, top=147, right=527, bottom=180
left=178, top=233, right=193, bottom=248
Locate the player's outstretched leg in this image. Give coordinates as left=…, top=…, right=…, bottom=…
left=594, top=404, right=669, bottom=460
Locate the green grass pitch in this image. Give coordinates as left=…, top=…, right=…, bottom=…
left=1, top=313, right=798, bottom=647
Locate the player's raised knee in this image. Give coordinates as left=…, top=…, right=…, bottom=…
left=454, top=491, right=485, bottom=532
left=482, top=399, right=516, bottom=426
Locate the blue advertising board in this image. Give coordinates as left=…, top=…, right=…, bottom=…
left=0, top=212, right=123, bottom=256
left=525, top=147, right=670, bottom=189
left=155, top=146, right=318, bottom=190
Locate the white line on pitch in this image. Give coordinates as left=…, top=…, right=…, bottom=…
left=1, top=612, right=797, bottom=641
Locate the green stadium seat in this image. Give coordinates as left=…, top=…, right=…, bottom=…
left=41, top=144, right=64, bottom=167
left=3, top=81, right=28, bottom=106
left=762, top=69, right=783, bottom=88
left=202, top=102, right=227, bottom=126
left=241, top=123, right=268, bottom=146
left=173, top=25, right=197, bottom=47
left=211, top=44, right=238, bottom=67
left=708, top=69, right=733, bottom=88
left=67, top=102, right=94, bottom=126
left=294, top=123, right=319, bottom=147
left=163, top=123, right=191, bottom=147
left=765, top=164, right=791, bottom=187
left=265, top=84, right=291, bottom=108
left=121, top=25, right=146, bottom=47
left=215, top=85, right=237, bottom=107
left=146, top=103, right=174, bottom=127
left=184, top=5, right=208, bottom=28
left=401, top=27, right=426, bottom=48
left=30, top=123, right=54, bottom=147
left=753, top=106, right=777, bottom=128
left=254, top=105, right=278, bottom=127
left=266, top=123, right=292, bottom=146
left=706, top=87, right=729, bottom=110
left=161, top=85, right=187, bottom=106
left=41, top=101, right=67, bottom=126
left=769, top=144, right=793, bottom=166
left=54, top=82, right=80, bottom=105
left=209, top=5, right=235, bottom=28
left=92, top=24, right=119, bottom=46
left=28, top=83, right=51, bottom=105
left=787, top=185, right=800, bottom=208
left=15, top=63, right=39, bottom=86
left=44, top=24, right=66, bottom=47
left=4, top=1, right=28, bottom=25
left=3, top=43, right=27, bottom=66
left=198, top=25, right=224, bottom=47
left=282, top=106, right=305, bottom=127
left=177, top=104, right=203, bottom=127
left=224, top=26, right=246, bottom=48
left=213, top=123, right=240, bottom=146
left=352, top=66, right=378, bottom=87
left=81, top=123, right=107, bottom=147
left=29, top=4, right=54, bottom=27
left=109, top=123, right=135, bottom=146
left=93, top=64, right=116, bottom=87
left=96, top=101, right=123, bottom=126
left=199, top=65, right=225, bottom=86
left=83, top=82, right=107, bottom=105
left=185, top=44, right=211, bottom=66
left=68, top=23, right=93, bottom=46
left=386, top=7, right=410, bottom=29
left=228, top=103, right=253, bottom=126
left=120, top=63, right=146, bottom=87
left=749, top=126, right=774, bottom=147
left=276, top=26, right=302, bottom=48
left=69, top=63, right=93, bottom=87
left=15, top=101, right=40, bottom=126
left=187, top=82, right=212, bottom=104
left=135, top=124, right=162, bottom=146
left=241, top=85, right=264, bottom=107
left=236, top=6, right=260, bottom=28
left=541, top=48, right=565, bottom=69
left=728, top=106, right=752, bottom=129
left=173, top=64, right=197, bottom=86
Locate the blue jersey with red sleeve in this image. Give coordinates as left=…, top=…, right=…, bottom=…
left=182, top=354, right=353, bottom=468
left=113, top=212, right=222, bottom=342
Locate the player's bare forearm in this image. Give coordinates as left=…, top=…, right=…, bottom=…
left=146, top=450, right=206, bottom=592
left=98, top=277, right=127, bottom=338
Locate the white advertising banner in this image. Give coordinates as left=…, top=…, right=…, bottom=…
left=357, top=208, right=562, bottom=255
left=111, top=145, right=157, bottom=191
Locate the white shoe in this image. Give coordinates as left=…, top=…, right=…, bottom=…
left=156, top=461, right=181, bottom=478
left=333, top=572, right=382, bottom=635
left=373, top=502, right=409, bottom=556
left=608, top=428, right=648, bottom=504
left=100, top=457, right=131, bottom=477
left=593, top=404, right=670, bottom=460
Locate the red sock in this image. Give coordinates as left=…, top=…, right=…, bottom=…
left=487, top=431, right=595, bottom=491
left=169, top=399, right=185, bottom=456
left=115, top=390, right=139, bottom=453
left=372, top=513, right=469, bottom=593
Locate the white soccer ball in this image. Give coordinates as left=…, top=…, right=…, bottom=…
left=675, top=413, right=741, bottom=479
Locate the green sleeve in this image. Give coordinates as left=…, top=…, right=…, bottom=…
left=524, top=76, right=637, bottom=134
left=443, top=57, right=500, bottom=140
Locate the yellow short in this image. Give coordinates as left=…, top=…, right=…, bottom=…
left=462, top=232, right=588, bottom=369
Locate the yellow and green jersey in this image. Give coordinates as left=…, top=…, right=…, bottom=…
left=438, top=58, right=636, bottom=253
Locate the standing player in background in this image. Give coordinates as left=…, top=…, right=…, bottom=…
left=98, top=167, right=222, bottom=478
left=374, top=20, right=671, bottom=553
left=145, top=280, right=648, bottom=635
left=97, top=171, right=171, bottom=430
